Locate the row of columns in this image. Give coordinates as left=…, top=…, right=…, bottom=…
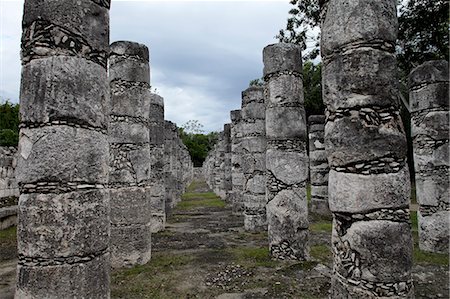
left=16, top=1, right=193, bottom=296
left=203, top=2, right=448, bottom=298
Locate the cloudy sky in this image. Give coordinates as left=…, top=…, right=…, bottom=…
left=0, top=0, right=293, bottom=132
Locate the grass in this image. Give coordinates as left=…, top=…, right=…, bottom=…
left=306, top=184, right=311, bottom=202
left=228, top=246, right=277, bottom=268
left=310, top=221, right=332, bottom=232
left=111, top=253, right=195, bottom=299
left=310, top=244, right=332, bottom=265
left=0, top=226, right=16, bottom=241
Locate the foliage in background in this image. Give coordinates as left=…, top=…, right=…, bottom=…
left=0, top=100, right=20, bottom=147
left=397, top=0, right=449, bottom=80
left=179, top=121, right=219, bottom=167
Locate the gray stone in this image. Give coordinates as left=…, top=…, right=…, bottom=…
left=263, top=43, right=303, bottom=76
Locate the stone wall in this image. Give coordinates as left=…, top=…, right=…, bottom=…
left=321, top=0, right=414, bottom=297
left=0, top=146, right=19, bottom=230
left=263, top=43, right=309, bottom=260
left=409, top=60, right=449, bottom=254
left=16, top=0, right=111, bottom=296
left=108, top=41, right=152, bottom=268
left=230, top=110, right=244, bottom=214
left=308, top=115, right=330, bottom=217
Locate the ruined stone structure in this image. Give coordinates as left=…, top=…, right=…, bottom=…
left=149, top=93, right=166, bottom=233
left=321, top=0, right=414, bottom=297
left=263, top=43, right=309, bottom=260
left=230, top=110, right=245, bottom=214
left=222, top=124, right=233, bottom=202
left=0, top=147, right=19, bottom=230
left=409, top=60, right=449, bottom=254
left=241, top=86, right=267, bottom=232
left=109, top=41, right=152, bottom=268
left=16, top=0, right=111, bottom=296
left=308, top=115, right=330, bottom=217
left=0, top=147, right=19, bottom=200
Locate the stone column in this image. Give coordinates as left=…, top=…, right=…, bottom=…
left=230, top=110, right=245, bottom=214
left=16, top=0, right=111, bottom=297
left=164, top=121, right=177, bottom=214
left=263, top=43, right=309, bottom=260
left=109, top=41, right=152, bottom=268
left=321, top=0, right=414, bottom=297
left=308, top=115, right=330, bottom=217
left=409, top=60, right=449, bottom=254
left=241, top=86, right=266, bottom=232
left=223, top=124, right=233, bottom=202
left=149, top=94, right=166, bottom=233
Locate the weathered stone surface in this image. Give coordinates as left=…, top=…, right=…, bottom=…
left=110, top=187, right=152, bottom=225
left=20, top=57, right=109, bottom=129
left=16, top=126, right=109, bottom=185
left=323, top=49, right=398, bottom=112
left=109, top=40, right=153, bottom=268
left=328, top=167, right=410, bottom=213
left=321, top=0, right=397, bottom=56
left=265, top=106, right=307, bottom=140
left=230, top=110, right=244, bottom=214
left=18, top=190, right=109, bottom=259
left=264, top=43, right=308, bottom=260
left=322, top=0, right=413, bottom=295
left=267, top=189, right=309, bottom=259
left=16, top=253, right=110, bottom=299
left=110, top=225, right=152, bottom=268
left=325, top=113, right=407, bottom=167
left=265, top=75, right=304, bottom=106
left=410, top=60, right=449, bottom=254
left=17, top=0, right=111, bottom=295
left=266, top=149, right=308, bottom=185
left=240, top=86, right=266, bottom=232
left=263, top=43, right=303, bottom=76
left=418, top=210, right=449, bottom=253
left=0, top=147, right=19, bottom=200
left=22, top=0, right=110, bottom=65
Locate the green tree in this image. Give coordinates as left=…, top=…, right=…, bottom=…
left=303, top=61, right=323, bottom=117
left=179, top=121, right=219, bottom=167
left=0, top=100, right=20, bottom=146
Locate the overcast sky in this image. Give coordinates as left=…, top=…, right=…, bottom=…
left=0, top=0, right=293, bottom=132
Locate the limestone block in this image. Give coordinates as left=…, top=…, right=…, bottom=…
left=323, top=48, right=398, bottom=111
left=109, top=121, right=150, bottom=145
left=413, top=143, right=449, bottom=171
left=110, top=187, right=151, bottom=225
left=309, top=151, right=327, bottom=164
left=418, top=210, right=449, bottom=253
left=265, top=74, right=304, bottom=106
left=109, top=59, right=150, bottom=85
left=328, top=167, right=410, bottom=213
left=241, top=153, right=265, bottom=174
left=16, top=253, right=110, bottom=299
left=22, top=0, right=110, bottom=54
left=267, top=189, right=308, bottom=230
left=20, top=57, right=108, bottom=128
left=263, top=43, right=303, bottom=76
left=110, top=40, right=149, bottom=61
left=18, top=190, right=109, bottom=259
left=241, top=86, right=264, bottom=105
left=110, top=87, right=152, bottom=119
left=415, top=171, right=449, bottom=207
left=240, top=120, right=265, bottom=137
left=310, top=168, right=329, bottom=184
left=409, top=60, right=449, bottom=88
left=241, top=137, right=265, bottom=153
left=245, top=173, right=266, bottom=195
left=243, top=194, right=266, bottom=210
left=109, top=145, right=151, bottom=184
left=110, top=224, right=151, bottom=268
left=266, top=106, right=307, bottom=140
left=241, top=102, right=265, bottom=120
left=266, top=149, right=308, bottom=185
left=16, top=126, right=109, bottom=185
left=321, top=0, right=397, bottom=55
left=410, top=83, right=449, bottom=112
left=335, top=220, right=413, bottom=282
left=411, top=111, right=449, bottom=140
left=325, top=115, right=406, bottom=167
